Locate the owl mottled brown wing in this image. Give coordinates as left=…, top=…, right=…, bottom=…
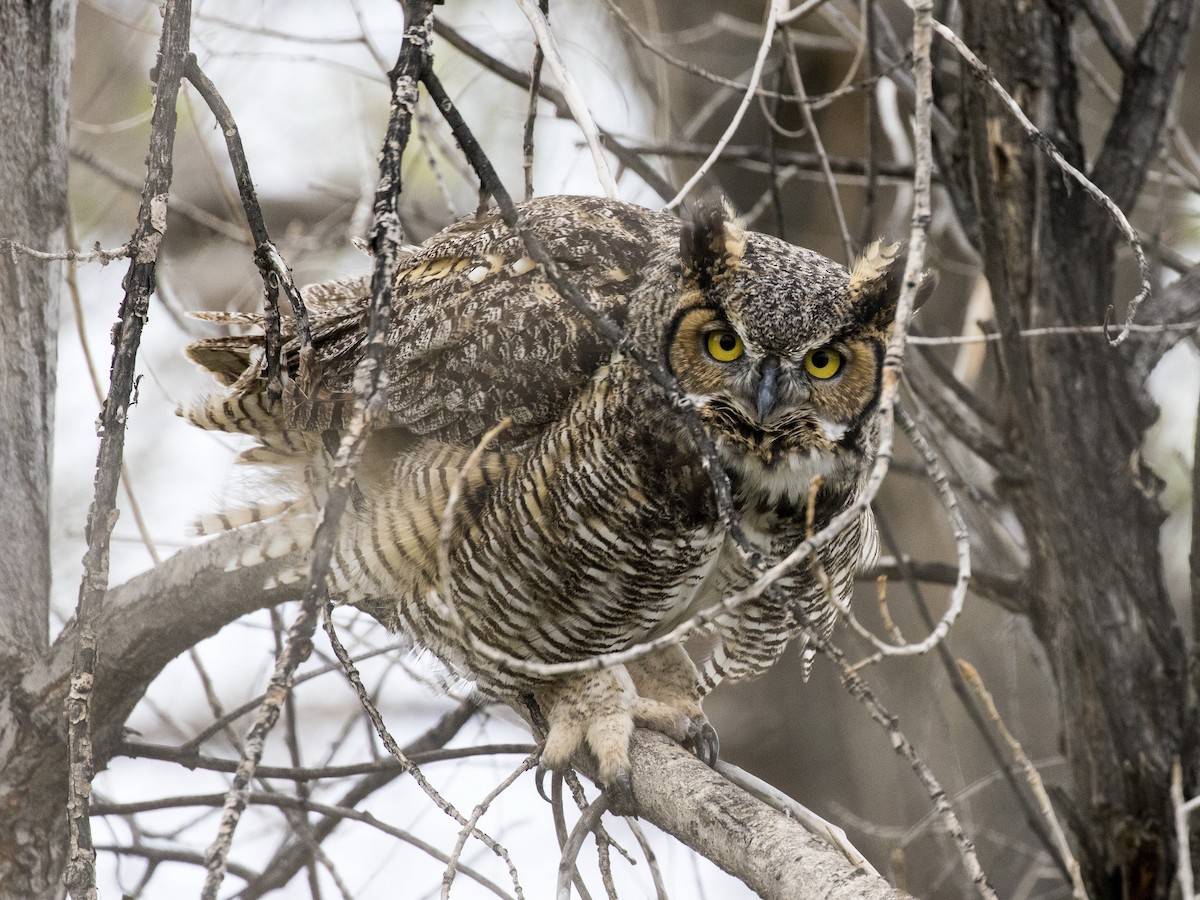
left=222, top=196, right=677, bottom=447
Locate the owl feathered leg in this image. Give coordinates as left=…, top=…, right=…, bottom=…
left=537, top=669, right=637, bottom=813
left=627, top=644, right=719, bottom=766
left=535, top=646, right=719, bottom=812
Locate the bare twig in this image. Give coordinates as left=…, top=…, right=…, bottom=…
left=431, top=21, right=675, bottom=200
left=779, top=22, right=854, bottom=262
left=522, top=0, right=548, bottom=200
left=321, top=608, right=526, bottom=899
left=95, top=792, right=517, bottom=900
left=901, top=1, right=1152, bottom=345
left=624, top=138, right=922, bottom=181
left=179, top=644, right=404, bottom=752
left=120, top=740, right=535, bottom=779
left=65, top=2, right=193, bottom=896
left=93, top=844, right=258, bottom=883
left=441, top=752, right=539, bottom=899
left=823, top=639, right=997, bottom=899
left=958, top=661, right=1087, bottom=899
left=199, top=601, right=323, bottom=900
left=71, top=144, right=249, bottom=244
left=556, top=794, right=611, bottom=900
left=1173, top=758, right=1199, bottom=900
left=908, top=321, right=1200, bottom=345
left=233, top=701, right=480, bottom=899
left=626, top=820, right=669, bottom=900
left=550, top=773, right=595, bottom=900
left=1078, top=0, right=1134, bottom=68
left=182, top=55, right=312, bottom=396
left=0, top=237, right=128, bottom=264
left=666, top=0, right=783, bottom=209
left=514, top=0, right=618, bottom=197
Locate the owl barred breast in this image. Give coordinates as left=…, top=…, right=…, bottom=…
left=184, top=195, right=927, bottom=805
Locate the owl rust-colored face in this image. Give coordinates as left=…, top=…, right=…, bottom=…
left=666, top=301, right=886, bottom=471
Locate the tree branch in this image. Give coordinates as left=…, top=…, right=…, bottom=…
left=65, top=1, right=192, bottom=894
left=619, top=731, right=910, bottom=900
left=1091, top=0, right=1199, bottom=219
left=21, top=527, right=302, bottom=748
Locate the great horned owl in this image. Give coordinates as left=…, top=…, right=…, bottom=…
left=184, top=195, right=927, bottom=805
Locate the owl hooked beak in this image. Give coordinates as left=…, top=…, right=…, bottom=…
left=756, top=356, right=780, bottom=421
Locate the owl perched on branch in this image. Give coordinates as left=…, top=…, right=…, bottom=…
left=184, top=195, right=930, bottom=807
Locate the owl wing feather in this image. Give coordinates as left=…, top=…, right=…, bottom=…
left=200, top=196, right=681, bottom=447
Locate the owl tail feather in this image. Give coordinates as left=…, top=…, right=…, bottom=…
left=216, top=512, right=316, bottom=573
left=192, top=501, right=297, bottom=537
left=178, top=389, right=314, bottom=455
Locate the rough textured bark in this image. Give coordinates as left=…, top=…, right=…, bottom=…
left=0, top=0, right=74, bottom=671
left=963, top=2, right=1200, bottom=896
left=624, top=731, right=910, bottom=900
left=0, top=1, right=76, bottom=894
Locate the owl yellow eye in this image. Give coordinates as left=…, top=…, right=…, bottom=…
left=706, top=331, right=744, bottom=362
left=803, top=347, right=842, bottom=379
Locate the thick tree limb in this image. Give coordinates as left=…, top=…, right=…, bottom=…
left=620, top=731, right=910, bottom=900
left=0, top=526, right=298, bottom=897
left=0, top=0, right=74, bottom=674
left=21, top=528, right=301, bottom=746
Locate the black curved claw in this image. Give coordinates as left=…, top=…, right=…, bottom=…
left=685, top=721, right=720, bottom=768
left=605, top=769, right=637, bottom=818
left=535, top=761, right=553, bottom=803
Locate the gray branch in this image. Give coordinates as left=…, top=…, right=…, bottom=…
left=2, top=526, right=910, bottom=899
left=619, top=731, right=909, bottom=900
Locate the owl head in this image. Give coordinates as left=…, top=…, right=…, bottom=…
left=652, top=200, right=935, bottom=505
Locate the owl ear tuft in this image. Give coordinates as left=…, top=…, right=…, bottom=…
left=680, top=195, right=746, bottom=291
left=849, top=240, right=937, bottom=326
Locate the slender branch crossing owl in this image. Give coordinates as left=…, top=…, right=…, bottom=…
left=184, top=195, right=927, bottom=806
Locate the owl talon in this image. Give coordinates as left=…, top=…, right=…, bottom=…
left=535, top=761, right=553, bottom=803
left=685, top=721, right=720, bottom=768
left=604, top=769, right=636, bottom=817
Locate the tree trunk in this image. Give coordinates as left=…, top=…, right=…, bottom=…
left=0, top=1, right=76, bottom=894
left=962, top=2, right=1200, bottom=895
left=0, top=1, right=73, bottom=666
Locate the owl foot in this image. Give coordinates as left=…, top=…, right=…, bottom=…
left=603, top=768, right=636, bottom=816
left=625, top=643, right=716, bottom=764
left=536, top=750, right=637, bottom=815
left=537, top=672, right=638, bottom=813
left=630, top=697, right=720, bottom=767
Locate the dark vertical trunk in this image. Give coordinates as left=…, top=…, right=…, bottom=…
left=964, top=2, right=1199, bottom=896
left=0, top=1, right=76, bottom=894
